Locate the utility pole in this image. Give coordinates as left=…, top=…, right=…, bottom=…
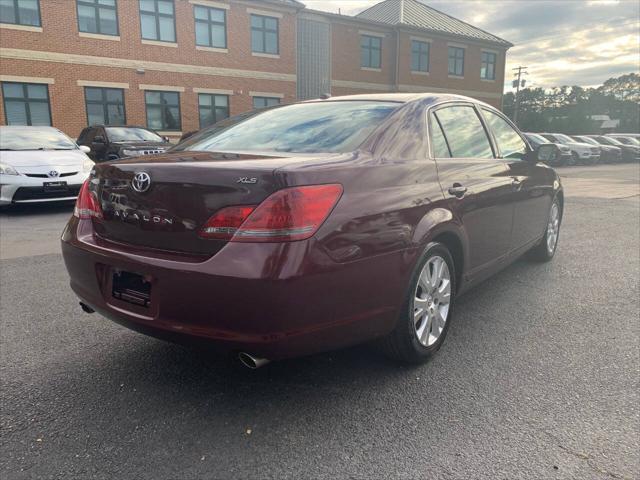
left=512, top=66, right=528, bottom=126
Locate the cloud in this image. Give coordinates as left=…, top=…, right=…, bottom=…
left=304, top=0, right=640, bottom=89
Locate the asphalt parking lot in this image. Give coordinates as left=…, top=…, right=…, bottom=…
left=1, top=163, right=638, bottom=479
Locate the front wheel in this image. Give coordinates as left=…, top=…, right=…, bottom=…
left=530, top=197, right=561, bottom=262
left=379, top=243, right=455, bottom=363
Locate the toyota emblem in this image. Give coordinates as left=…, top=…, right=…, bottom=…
left=48, top=170, right=59, bottom=178
left=132, top=172, right=151, bottom=193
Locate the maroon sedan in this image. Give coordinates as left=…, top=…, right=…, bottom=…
left=62, top=94, right=563, bottom=368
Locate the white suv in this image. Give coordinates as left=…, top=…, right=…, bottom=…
left=541, top=133, right=600, bottom=165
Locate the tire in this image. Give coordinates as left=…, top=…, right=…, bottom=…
left=569, top=152, right=578, bottom=166
left=530, top=197, right=561, bottom=262
left=379, top=242, right=456, bottom=364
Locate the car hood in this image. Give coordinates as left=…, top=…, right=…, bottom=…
left=114, top=142, right=169, bottom=150
left=0, top=149, right=89, bottom=167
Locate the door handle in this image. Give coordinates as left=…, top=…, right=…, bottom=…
left=448, top=184, right=467, bottom=198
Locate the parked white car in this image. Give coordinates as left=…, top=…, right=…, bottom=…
left=0, top=126, right=94, bottom=206
left=541, top=133, right=601, bottom=165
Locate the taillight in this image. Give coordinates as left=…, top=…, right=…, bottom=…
left=73, top=180, right=103, bottom=220
left=199, top=184, right=343, bottom=242
left=199, top=205, right=256, bottom=240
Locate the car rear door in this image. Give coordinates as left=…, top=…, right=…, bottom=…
left=430, top=103, right=514, bottom=275
left=481, top=108, right=554, bottom=250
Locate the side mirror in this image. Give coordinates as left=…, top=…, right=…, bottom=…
left=163, top=136, right=170, bottom=143
left=93, top=135, right=105, bottom=144
left=533, top=144, right=557, bottom=163
left=79, top=145, right=91, bottom=153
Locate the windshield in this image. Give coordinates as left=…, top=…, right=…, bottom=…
left=616, top=137, right=639, bottom=145
left=554, top=134, right=575, bottom=144
left=577, top=136, right=598, bottom=146
left=0, top=128, right=77, bottom=151
left=106, top=127, right=163, bottom=143
left=527, top=134, right=547, bottom=144
left=174, top=101, right=400, bottom=154
left=599, top=137, right=622, bottom=146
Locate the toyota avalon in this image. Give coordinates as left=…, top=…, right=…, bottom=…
left=61, top=94, right=563, bottom=368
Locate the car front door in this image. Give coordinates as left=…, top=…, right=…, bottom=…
left=430, top=103, right=515, bottom=278
left=481, top=108, right=555, bottom=251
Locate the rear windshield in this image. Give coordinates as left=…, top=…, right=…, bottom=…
left=0, top=128, right=77, bottom=151
left=106, top=127, right=163, bottom=143
left=173, top=101, right=400, bottom=154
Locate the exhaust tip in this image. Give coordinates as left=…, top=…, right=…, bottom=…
left=79, top=302, right=95, bottom=314
left=238, top=352, right=270, bottom=369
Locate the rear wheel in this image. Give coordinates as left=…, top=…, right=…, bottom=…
left=530, top=197, right=561, bottom=262
left=379, top=243, right=455, bottom=363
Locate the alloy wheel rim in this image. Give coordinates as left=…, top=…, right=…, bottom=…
left=546, top=202, right=560, bottom=254
left=414, top=256, right=451, bottom=347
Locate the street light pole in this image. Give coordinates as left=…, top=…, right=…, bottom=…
left=512, top=66, right=528, bottom=126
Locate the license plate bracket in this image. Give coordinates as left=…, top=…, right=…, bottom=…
left=43, top=181, right=68, bottom=192
left=112, top=271, right=151, bottom=308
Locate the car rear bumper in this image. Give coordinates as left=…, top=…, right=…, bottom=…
left=61, top=218, right=411, bottom=359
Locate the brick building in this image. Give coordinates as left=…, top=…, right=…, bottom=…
left=0, top=0, right=512, bottom=140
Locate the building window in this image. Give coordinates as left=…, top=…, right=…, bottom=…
left=361, top=35, right=381, bottom=69
left=84, top=87, right=125, bottom=126
left=139, top=0, right=175, bottom=43
left=481, top=51, right=497, bottom=80
left=145, top=90, right=180, bottom=131
left=1, top=82, right=51, bottom=125
left=77, top=0, right=118, bottom=36
left=198, top=93, right=229, bottom=128
left=252, top=96, right=280, bottom=109
left=0, top=0, right=41, bottom=26
left=194, top=5, right=226, bottom=48
left=448, top=46, right=465, bottom=76
left=411, top=40, right=430, bottom=73
left=250, top=14, right=278, bottom=55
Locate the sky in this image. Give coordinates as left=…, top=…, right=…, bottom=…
left=302, top=0, right=640, bottom=91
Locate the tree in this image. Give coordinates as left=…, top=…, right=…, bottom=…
left=504, top=73, right=639, bottom=134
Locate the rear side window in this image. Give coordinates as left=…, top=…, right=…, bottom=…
left=430, top=115, right=451, bottom=158
left=482, top=109, right=527, bottom=160
left=433, top=106, right=493, bottom=159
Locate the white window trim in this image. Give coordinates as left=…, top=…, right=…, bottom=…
left=448, top=74, right=465, bottom=79
left=481, top=78, right=496, bottom=83
left=480, top=50, right=498, bottom=82
left=359, top=30, right=385, bottom=38
left=246, top=8, right=283, bottom=19
left=447, top=42, right=467, bottom=49
left=77, top=80, right=129, bottom=89
left=196, top=46, right=229, bottom=54
left=410, top=36, right=432, bottom=44
left=249, top=91, right=284, bottom=98
left=411, top=71, right=430, bottom=76
left=156, top=131, right=183, bottom=136
left=0, top=23, right=42, bottom=33
left=141, top=39, right=178, bottom=48
left=361, top=67, right=382, bottom=72
left=0, top=75, right=54, bottom=84
left=194, top=87, right=234, bottom=95
left=139, top=84, right=185, bottom=92
left=79, top=32, right=120, bottom=41
left=0, top=75, right=56, bottom=85
left=252, top=52, right=280, bottom=59
left=189, top=0, right=230, bottom=9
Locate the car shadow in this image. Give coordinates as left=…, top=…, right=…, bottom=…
left=0, top=201, right=75, bottom=217
left=33, top=252, right=553, bottom=421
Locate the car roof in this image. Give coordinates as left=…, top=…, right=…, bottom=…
left=304, top=92, right=496, bottom=108
left=0, top=125, right=60, bottom=131
left=86, top=125, right=151, bottom=129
